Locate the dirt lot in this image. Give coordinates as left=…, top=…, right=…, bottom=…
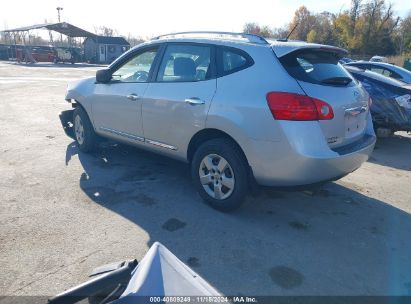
left=1, top=61, right=411, bottom=297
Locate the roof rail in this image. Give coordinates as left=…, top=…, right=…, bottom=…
left=152, top=31, right=269, bottom=45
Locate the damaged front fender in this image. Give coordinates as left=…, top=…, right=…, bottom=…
left=65, top=89, right=85, bottom=103
left=65, top=76, right=96, bottom=114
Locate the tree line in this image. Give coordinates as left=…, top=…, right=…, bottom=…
left=243, top=0, right=411, bottom=57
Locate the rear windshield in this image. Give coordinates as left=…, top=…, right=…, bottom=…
left=279, top=49, right=354, bottom=86
left=362, top=69, right=408, bottom=87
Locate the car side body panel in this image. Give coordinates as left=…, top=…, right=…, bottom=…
left=142, top=79, right=217, bottom=161
left=65, top=36, right=376, bottom=187
left=91, top=82, right=147, bottom=142
left=208, top=44, right=304, bottom=142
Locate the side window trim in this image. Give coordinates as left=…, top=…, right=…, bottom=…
left=151, top=42, right=217, bottom=83
left=216, top=46, right=254, bottom=77
left=148, top=44, right=166, bottom=82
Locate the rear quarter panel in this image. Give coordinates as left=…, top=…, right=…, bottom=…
left=206, top=44, right=305, bottom=156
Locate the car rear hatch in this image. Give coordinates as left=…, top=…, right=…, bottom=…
left=274, top=44, right=369, bottom=148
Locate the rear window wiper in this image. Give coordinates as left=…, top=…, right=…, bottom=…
left=321, top=77, right=352, bottom=86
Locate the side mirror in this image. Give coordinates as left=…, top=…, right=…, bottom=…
left=96, top=69, right=112, bottom=83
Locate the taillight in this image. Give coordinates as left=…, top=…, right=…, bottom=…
left=266, top=92, right=334, bottom=121
left=368, top=96, right=372, bottom=108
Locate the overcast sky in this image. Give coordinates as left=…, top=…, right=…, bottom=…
left=1, top=0, right=410, bottom=38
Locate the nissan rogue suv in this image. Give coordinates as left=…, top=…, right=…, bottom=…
left=65, top=31, right=376, bottom=212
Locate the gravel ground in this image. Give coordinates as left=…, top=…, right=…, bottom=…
left=1, top=61, right=411, bottom=297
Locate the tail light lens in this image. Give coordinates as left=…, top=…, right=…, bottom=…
left=368, top=96, right=372, bottom=108
left=266, top=92, right=334, bottom=121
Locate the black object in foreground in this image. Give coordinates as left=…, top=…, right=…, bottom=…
left=321, top=76, right=352, bottom=86
left=48, top=259, right=138, bottom=304
left=59, top=109, right=75, bottom=140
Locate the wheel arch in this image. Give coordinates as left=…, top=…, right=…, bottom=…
left=71, top=99, right=100, bottom=136
left=187, top=128, right=250, bottom=167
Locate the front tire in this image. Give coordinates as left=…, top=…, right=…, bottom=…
left=191, top=138, right=249, bottom=212
left=73, top=106, right=97, bottom=152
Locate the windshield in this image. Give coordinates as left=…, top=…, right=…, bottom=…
left=279, top=49, right=354, bottom=86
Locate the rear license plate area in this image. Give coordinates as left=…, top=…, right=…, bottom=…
left=345, top=112, right=366, bottom=138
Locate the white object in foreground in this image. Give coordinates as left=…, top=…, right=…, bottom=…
left=114, top=242, right=221, bottom=303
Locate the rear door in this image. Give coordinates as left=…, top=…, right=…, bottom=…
left=279, top=49, right=369, bottom=148
left=142, top=43, right=216, bottom=153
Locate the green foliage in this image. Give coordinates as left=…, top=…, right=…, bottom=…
left=244, top=0, right=411, bottom=56
left=400, top=15, right=411, bottom=53
left=307, top=30, right=317, bottom=43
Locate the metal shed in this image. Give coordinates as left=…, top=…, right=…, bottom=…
left=1, top=23, right=131, bottom=64
left=84, top=36, right=130, bottom=64
left=1, top=22, right=95, bottom=63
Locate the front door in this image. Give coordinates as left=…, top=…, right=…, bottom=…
left=142, top=43, right=216, bottom=153
left=99, top=45, right=106, bottom=63
left=91, top=47, right=159, bottom=143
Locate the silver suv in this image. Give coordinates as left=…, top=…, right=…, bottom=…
left=65, top=32, right=376, bottom=212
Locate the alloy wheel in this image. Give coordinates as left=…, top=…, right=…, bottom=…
left=74, top=115, right=85, bottom=145
left=198, top=154, right=235, bottom=200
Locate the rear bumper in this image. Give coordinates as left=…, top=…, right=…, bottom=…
left=248, top=121, right=376, bottom=187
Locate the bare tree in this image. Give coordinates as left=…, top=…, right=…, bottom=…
left=127, top=33, right=145, bottom=47
left=243, top=23, right=261, bottom=35
left=350, top=0, right=362, bottom=36
left=93, top=26, right=119, bottom=37
left=44, top=19, right=54, bottom=45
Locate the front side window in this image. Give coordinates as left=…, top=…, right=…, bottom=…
left=156, top=44, right=211, bottom=82
left=112, top=48, right=158, bottom=83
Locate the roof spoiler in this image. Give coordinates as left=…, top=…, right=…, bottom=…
left=271, top=42, right=348, bottom=58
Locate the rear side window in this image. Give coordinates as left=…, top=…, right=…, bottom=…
left=280, top=50, right=354, bottom=86
left=156, top=44, right=212, bottom=82
left=217, top=47, right=253, bottom=77
left=223, top=50, right=246, bottom=72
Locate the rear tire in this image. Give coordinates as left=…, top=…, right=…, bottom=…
left=376, top=127, right=393, bottom=138
left=73, top=106, right=97, bottom=152
left=191, top=138, right=249, bottom=212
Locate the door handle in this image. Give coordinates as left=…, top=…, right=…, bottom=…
left=126, top=93, right=139, bottom=101
left=185, top=97, right=205, bottom=105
